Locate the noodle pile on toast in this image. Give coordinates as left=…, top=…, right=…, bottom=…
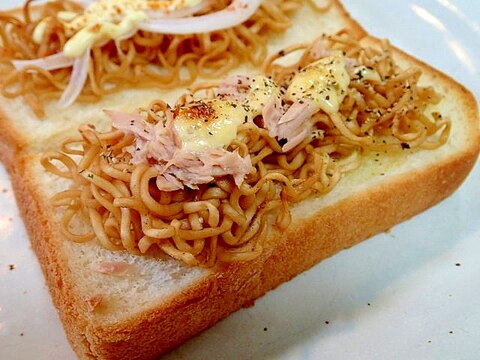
left=0, top=0, right=303, bottom=117
left=42, top=31, right=450, bottom=266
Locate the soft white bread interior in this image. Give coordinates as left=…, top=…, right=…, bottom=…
left=1, top=1, right=479, bottom=360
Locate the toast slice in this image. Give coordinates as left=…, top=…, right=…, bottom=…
left=6, top=35, right=480, bottom=360
left=1, top=1, right=479, bottom=360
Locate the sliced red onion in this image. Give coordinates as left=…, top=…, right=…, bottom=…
left=13, top=0, right=261, bottom=108
left=57, top=49, right=90, bottom=108
left=12, top=52, right=74, bottom=71
left=147, top=0, right=213, bottom=19
left=138, top=0, right=262, bottom=34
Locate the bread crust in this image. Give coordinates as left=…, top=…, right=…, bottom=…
left=1, top=2, right=479, bottom=359
left=0, top=112, right=23, bottom=171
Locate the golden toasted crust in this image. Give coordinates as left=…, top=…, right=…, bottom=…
left=1, top=2, right=479, bottom=360
left=0, top=103, right=26, bottom=171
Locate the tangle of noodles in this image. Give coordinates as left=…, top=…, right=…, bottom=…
left=0, top=0, right=308, bottom=117
left=41, top=31, right=450, bottom=266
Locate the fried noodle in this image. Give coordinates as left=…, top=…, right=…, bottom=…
left=41, top=31, right=450, bottom=266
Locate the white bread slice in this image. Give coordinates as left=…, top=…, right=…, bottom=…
left=6, top=36, right=479, bottom=359
left=0, top=1, right=365, bottom=169
left=1, top=2, right=479, bottom=360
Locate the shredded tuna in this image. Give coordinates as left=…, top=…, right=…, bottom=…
left=344, top=57, right=358, bottom=70
left=106, top=107, right=252, bottom=191
left=163, top=148, right=251, bottom=189
left=262, top=94, right=283, bottom=133
left=310, top=39, right=331, bottom=59
left=156, top=172, right=184, bottom=191
left=309, top=39, right=357, bottom=70
left=84, top=294, right=103, bottom=312
left=265, top=98, right=317, bottom=152
left=216, top=75, right=252, bottom=102
left=218, top=75, right=317, bottom=152
left=90, top=261, right=133, bottom=276
left=104, top=110, right=154, bottom=141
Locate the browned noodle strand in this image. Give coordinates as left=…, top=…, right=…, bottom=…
left=0, top=0, right=305, bottom=117
left=41, top=31, right=450, bottom=266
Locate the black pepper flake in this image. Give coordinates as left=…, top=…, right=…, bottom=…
left=324, top=321, right=329, bottom=325
left=449, top=331, right=454, bottom=334
left=401, top=142, right=410, bottom=150
left=263, top=327, right=268, bottom=331
left=278, top=49, right=285, bottom=56
left=9, top=264, right=16, bottom=270
left=455, top=263, right=461, bottom=267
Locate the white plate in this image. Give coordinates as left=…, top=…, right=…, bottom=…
left=0, top=1, right=479, bottom=359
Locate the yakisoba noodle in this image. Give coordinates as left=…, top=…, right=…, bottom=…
left=0, top=0, right=308, bottom=117
left=41, top=31, right=450, bottom=266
